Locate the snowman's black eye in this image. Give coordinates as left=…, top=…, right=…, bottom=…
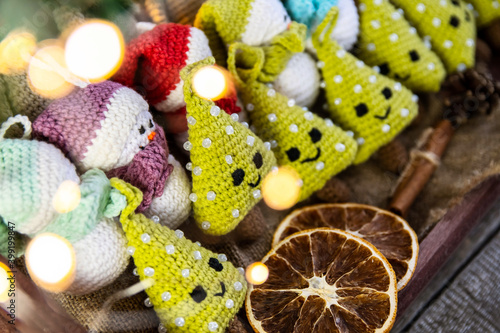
left=382, top=87, right=393, bottom=100
left=409, top=50, right=420, bottom=62
left=253, top=152, right=263, bottom=169
left=379, top=63, right=390, bottom=75
left=309, top=128, right=322, bottom=143
left=139, top=126, right=146, bottom=135
left=355, top=103, right=369, bottom=117
left=190, top=286, right=207, bottom=303
left=209, top=258, right=224, bottom=272
left=449, top=15, right=460, bottom=28
left=149, top=119, right=154, bottom=128
left=286, top=148, right=301, bottom=162
left=232, top=169, right=245, bottom=186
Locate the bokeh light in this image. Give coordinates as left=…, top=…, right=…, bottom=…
left=65, top=20, right=124, bottom=82
left=245, top=262, right=269, bottom=285
left=192, top=65, right=229, bottom=101
left=25, top=233, right=75, bottom=292
left=262, top=167, right=302, bottom=210
left=0, top=30, right=36, bottom=74
left=52, top=180, right=81, bottom=214
left=28, top=43, right=75, bottom=99
left=0, top=262, right=11, bottom=302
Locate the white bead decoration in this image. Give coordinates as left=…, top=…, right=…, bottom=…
left=165, top=245, right=175, bottom=254
left=193, top=166, right=202, bottom=176
left=186, top=162, right=192, bottom=171
left=144, top=298, right=153, bottom=307
left=325, top=119, right=334, bottom=127
left=242, top=122, right=249, bottom=128
left=202, top=138, right=212, bottom=148
left=151, top=215, right=160, bottom=224
left=175, top=317, right=185, bottom=327
left=210, top=105, right=221, bottom=117
left=304, top=112, right=313, bottom=120
left=195, top=241, right=201, bottom=247
left=218, top=254, right=228, bottom=262
left=367, top=43, right=376, bottom=51
left=230, top=113, right=239, bottom=122
left=334, top=75, right=343, bottom=83
left=207, top=191, right=216, bottom=201
left=158, top=324, right=167, bottom=333
left=193, top=251, right=202, bottom=260
left=181, top=269, right=190, bottom=278
left=225, top=125, right=234, bottom=135
left=392, top=11, right=401, bottom=20
left=161, top=292, right=171, bottom=302
left=201, top=221, right=211, bottom=230
left=189, top=193, right=198, bottom=202
left=174, top=230, right=184, bottom=239
left=141, top=233, right=151, bottom=244
left=253, top=189, right=261, bottom=199
left=208, top=322, right=219, bottom=332
left=225, top=155, right=233, bottom=164
left=336, top=49, right=346, bottom=58
left=287, top=99, right=296, bottom=107
left=246, top=103, right=254, bottom=111
left=401, top=108, right=410, bottom=117
left=187, top=116, right=196, bottom=125
left=334, top=98, right=342, bottom=105
left=289, top=124, right=298, bottom=133
left=389, top=33, right=399, bottom=42
left=466, top=39, right=474, bottom=47
left=144, top=267, right=155, bottom=277
left=317, top=61, right=325, bottom=68
left=428, top=63, right=435, bottom=71
left=316, top=162, right=325, bottom=171
left=357, top=137, right=365, bottom=145
left=457, top=63, right=467, bottom=72
left=432, top=18, right=441, bottom=27
left=183, top=141, right=192, bottom=151
left=409, top=27, right=417, bottom=34
left=234, top=281, right=243, bottom=291
left=394, top=82, right=402, bottom=91
left=369, top=75, right=377, bottom=83
left=270, top=140, right=278, bottom=148
left=247, top=136, right=255, bottom=146
left=412, top=94, right=419, bottom=103
left=133, top=268, right=138, bottom=276
left=264, top=142, right=271, bottom=151
left=232, top=209, right=240, bottom=218
left=346, top=131, right=354, bottom=137
left=382, top=124, right=391, bottom=133
left=268, top=113, right=277, bottom=122
left=226, top=299, right=235, bottom=309
left=237, top=267, right=245, bottom=275
left=320, top=81, right=326, bottom=88
left=356, top=60, right=364, bottom=68
left=444, top=40, right=453, bottom=49
left=335, top=143, right=346, bottom=152
left=371, top=20, right=381, bottom=29
left=354, top=84, right=362, bottom=93
left=417, top=3, right=425, bottom=12
left=267, top=89, right=276, bottom=97
left=127, top=246, right=135, bottom=255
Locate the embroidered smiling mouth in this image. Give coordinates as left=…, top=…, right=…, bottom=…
left=395, top=73, right=411, bottom=81
left=214, top=282, right=226, bottom=297
left=249, top=175, right=261, bottom=188
left=301, top=148, right=321, bottom=163
left=375, top=107, right=392, bottom=120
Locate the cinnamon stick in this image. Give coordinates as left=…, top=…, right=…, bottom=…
left=390, top=120, right=455, bottom=217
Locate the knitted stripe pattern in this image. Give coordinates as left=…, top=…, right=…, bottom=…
left=355, top=0, right=446, bottom=93
left=182, top=58, right=277, bottom=236
left=389, top=0, right=476, bottom=73
left=313, top=9, right=418, bottom=165
left=111, top=178, right=247, bottom=333
left=467, top=0, right=500, bottom=27
left=228, top=43, right=357, bottom=201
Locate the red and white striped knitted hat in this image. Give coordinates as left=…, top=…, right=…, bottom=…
left=113, top=23, right=213, bottom=114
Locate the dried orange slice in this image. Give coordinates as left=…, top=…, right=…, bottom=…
left=273, top=203, right=419, bottom=290
left=247, top=229, right=398, bottom=333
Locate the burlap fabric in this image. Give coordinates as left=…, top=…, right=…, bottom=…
left=25, top=1, right=500, bottom=332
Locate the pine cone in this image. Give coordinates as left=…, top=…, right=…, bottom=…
left=315, top=177, right=352, bottom=203
left=441, top=68, right=500, bottom=128
left=373, top=139, right=409, bottom=174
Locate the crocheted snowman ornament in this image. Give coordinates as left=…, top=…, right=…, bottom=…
left=227, top=43, right=357, bottom=201
left=195, top=0, right=321, bottom=108
left=313, top=9, right=418, bottom=164
left=33, top=81, right=191, bottom=229
left=0, top=116, right=129, bottom=294
left=284, top=0, right=360, bottom=52
left=389, top=0, right=476, bottom=73
left=111, top=179, right=247, bottom=333
left=182, top=58, right=277, bottom=236
left=355, top=0, right=446, bottom=93
left=467, top=0, right=500, bottom=28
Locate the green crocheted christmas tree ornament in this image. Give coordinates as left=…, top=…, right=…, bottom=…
left=467, top=0, right=500, bottom=28
left=227, top=43, right=357, bottom=201
left=181, top=58, right=277, bottom=236
left=355, top=0, right=446, bottom=92
left=111, top=178, right=247, bottom=333
left=389, top=0, right=476, bottom=73
left=313, top=8, right=418, bottom=165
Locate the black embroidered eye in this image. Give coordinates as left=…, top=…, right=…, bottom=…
left=379, top=63, right=390, bottom=75
left=409, top=50, right=420, bottom=62
left=232, top=169, right=245, bottom=186
left=465, top=10, right=471, bottom=22
left=449, top=15, right=460, bottom=28
left=149, top=119, right=154, bottom=128
left=355, top=103, right=369, bottom=117
left=190, top=286, right=207, bottom=303
left=209, top=258, right=223, bottom=272
left=309, top=128, right=322, bottom=143
left=286, top=148, right=301, bottom=162
left=253, top=152, right=263, bottom=169
left=139, top=126, right=146, bottom=135
left=382, top=87, right=393, bottom=100
left=451, top=0, right=460, bottom=6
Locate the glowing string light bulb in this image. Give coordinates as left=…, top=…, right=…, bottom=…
left=245, top=262, right=269, bottom=285
left=0, top=30, right=36, bottom=75
left=25, top=233, right=76, bottom=292
left=0, top=262, right=11, bottom=302
left=192, top=65, right=229, bottom=101
left=262, top=167, right=302, bottom=210
left=65, top=20, right=125, bottom=82
left=52, top=180, right=81, bottom=213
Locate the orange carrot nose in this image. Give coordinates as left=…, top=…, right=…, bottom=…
left=148, top=131, right=156, bottom=141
